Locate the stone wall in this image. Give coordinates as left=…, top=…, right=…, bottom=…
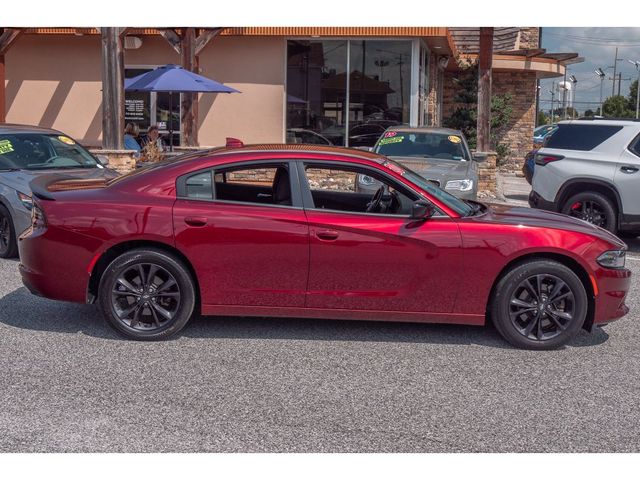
left=518, top=28, right=541, bottom=49
left=492, top=70, right=537, bottom=170
left=90, top=150, right=137, bottom=174
left=477, top=152, right=497, bottom=197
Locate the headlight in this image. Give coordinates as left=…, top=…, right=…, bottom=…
left=597, top=250, right=626, bottom=269
left=17, top=192, right=33, bottom=210
left=445, top=179, right=474, bottom=191
left=357, top=174, right=378, bottom=187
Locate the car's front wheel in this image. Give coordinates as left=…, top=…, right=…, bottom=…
left=490, top=260, right=588, bottom=350
left=98, top=248, right=196, bottom=340
left=0, top=205, right=18, bottom=259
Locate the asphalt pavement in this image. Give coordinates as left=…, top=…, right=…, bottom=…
left=0, top=240, right=639, bottom=452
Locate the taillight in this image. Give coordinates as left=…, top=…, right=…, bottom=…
left=534, top=153, right=565, bottom=166
left=31, top=201, right=47, bottom=229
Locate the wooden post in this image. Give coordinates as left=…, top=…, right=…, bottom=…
left=476, top=27, right=493, bottom=153
left=100, top=28, right=125, bottom=150
left=0, top=28, right=23, bottom=123
left=180, top=27, right=197, bottom=147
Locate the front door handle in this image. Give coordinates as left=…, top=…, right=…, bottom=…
left=184, top=216, right=208, bottom=227
left=620, top=165, right=639, bottom=174
left=316, top=229, right=339, bottom=241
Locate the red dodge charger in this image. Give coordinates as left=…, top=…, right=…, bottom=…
left=18, top=144, right=631, bottom=349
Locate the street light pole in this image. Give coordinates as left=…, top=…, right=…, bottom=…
left=595, top=68, right=606, bottom=116
left=630, top=60, right=640, bottom=119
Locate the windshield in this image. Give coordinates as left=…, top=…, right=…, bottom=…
left=0, top=133, right=99, bottom=170
left=382, top=159, right=475, bottom=217
left=375, top=131, right=470, bottom=161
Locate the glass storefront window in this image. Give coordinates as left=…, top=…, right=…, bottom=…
left=347, top=40, right=411, bottom=147
left=286, top=39, right=413, bottom=148
left=286, top=40, right=348, bottom=147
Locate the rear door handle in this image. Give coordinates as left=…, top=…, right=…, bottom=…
left=184, top=216, right=208, bottom=227
left=620, top=165, right=639, bottom=174
left=316, top=229, right=339, bottom=241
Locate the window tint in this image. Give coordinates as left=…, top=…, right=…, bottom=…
left=185, top=171, right=213, bottom=199
left=213, top=164, right=292, bottom=206
left=544, top=124, right=623, bottom=151
left=629, top=134, right=640, bottom=158
left=375, top=131, right=470, bottom=161
left=304, top=164, right=416, bottom=215
left=0, top=133, right=98, bottom=170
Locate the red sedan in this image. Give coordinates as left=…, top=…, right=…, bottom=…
left=18, top=144, right=631, bottom=349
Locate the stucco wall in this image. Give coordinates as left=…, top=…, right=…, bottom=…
left=4, top=34, right=285, bottom=148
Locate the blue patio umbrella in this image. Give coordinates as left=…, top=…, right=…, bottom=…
left=124, top=64, right=240, bottom=150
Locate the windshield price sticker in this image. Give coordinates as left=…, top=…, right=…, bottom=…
left=384, top=131, right=398, bottom=138
left=57, top=135, right=76, bottom=145
left=379, top=136, right=404, bottom=146
left=0, top=139, right=14, bottom=155
left=448, top=135, right=462, bottom=144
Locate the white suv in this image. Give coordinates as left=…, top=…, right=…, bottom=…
left=529, top=119, right=640, bottom=236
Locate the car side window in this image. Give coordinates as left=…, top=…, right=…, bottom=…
left=303, top=164, right=417, bottom=216
left=629, top=134, right=640, bottom=158
left=185, top=171, right=213, bottom=200
left=213, top=164, right=293, bottom=206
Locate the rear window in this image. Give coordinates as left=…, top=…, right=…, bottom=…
left=544, top=124, right=623, bottom=151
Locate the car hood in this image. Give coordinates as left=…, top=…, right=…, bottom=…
left=479, top=203, right=627, bottom=249
left=0, top=167, right=118, bottom=195
left=388, top=156, right=471, bottom=184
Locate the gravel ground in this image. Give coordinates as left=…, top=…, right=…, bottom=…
left=0, top=239, right=639, bottom=452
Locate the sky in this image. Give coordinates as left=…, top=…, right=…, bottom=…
left=539, top=28, right=640, bottom=114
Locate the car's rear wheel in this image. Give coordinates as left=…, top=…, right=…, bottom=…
left=98, top=248, right=196, bottom=340
left=561, top=191, right=617, bottom=234
left=0, top=205, right=18, bottom=259
left=490, top=260, right=588, bottom=350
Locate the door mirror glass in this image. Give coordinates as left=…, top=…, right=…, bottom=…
left=473, top=152, right=488, bottom=163
left=411, top=201, right=435, bottom=220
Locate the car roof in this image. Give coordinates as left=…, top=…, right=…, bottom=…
left=0, top=123, right=63, bottom=135
left=384, top=126, right=465, bottom=136
left=207, top=143, right=386, bottom=162
left=558, top=119, right=640, bottom=127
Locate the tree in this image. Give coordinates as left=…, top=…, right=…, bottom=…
left=584, top=109, right=595, bottom=117
left=628, top=79, right=639, bottom=117
left=443, top=59, right=513, bottom=165
left=602, top=95, right=634, bottom=118
left=537, top=110, right=549, bottom=126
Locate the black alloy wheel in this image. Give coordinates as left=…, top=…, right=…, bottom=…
left=111, top=263, right=181, bottom=331
left=98, top=248, right=196, bottom=340
left=491, top=259, right=588, bottom=350
left=0, top=205, right=18, bottom=259
left=508, top=274, right=575, bottom=341
left=562, top=191, right=617, bottom=233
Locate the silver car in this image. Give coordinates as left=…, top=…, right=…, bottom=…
left=0, top=124, right=119, bottom=258
left=356, top=127, right=486, bottom=200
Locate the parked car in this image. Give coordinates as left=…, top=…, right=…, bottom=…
left=0, top=124, right=119, bottom=258
left=19, top=144, right=630, bottom=349
left=522, top=148, right=538, bottom=185
left=529, top=119, right=640, bottom=236
left=357, top=127, right=485, bottom=200
left=321, top=120, right=400, bottom=147
left=286, top=128, right=332, bottom=145
left=533, top=124, right=557, bottom=145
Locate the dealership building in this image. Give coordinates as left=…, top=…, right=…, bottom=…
left=1, top=27, right=578, bottom=167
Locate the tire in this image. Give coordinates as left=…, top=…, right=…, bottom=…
left=98, top=248, right=196, bottom=340
left=0, top=204, right=18, bottom=259
left=561, top=191, right=617, bottom=234
left=490, top=260, right=588, bottom=350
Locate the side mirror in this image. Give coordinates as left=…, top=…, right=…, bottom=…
left=411, top=201, right=435, bottom=220
left=473, top=152, right=488, bottom=163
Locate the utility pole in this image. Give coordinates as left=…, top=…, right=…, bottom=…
left=595, top=68, right=606, bottom=115
left=630, top=60, right=640, bottom=119
left=612, top=47, right=619, bottom=96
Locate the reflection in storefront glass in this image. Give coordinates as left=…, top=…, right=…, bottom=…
left=286, top=40, right=348, bottom=146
